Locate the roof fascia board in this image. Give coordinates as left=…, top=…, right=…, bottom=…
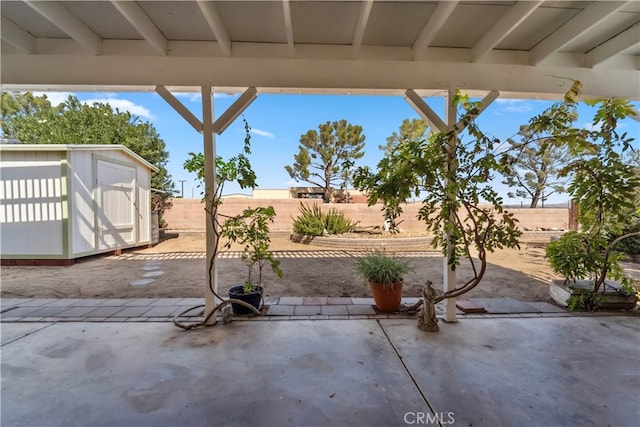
left=2, top=54, right=638, bottom=99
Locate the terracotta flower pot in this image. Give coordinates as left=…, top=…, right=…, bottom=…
left=369, top=280, right=403, bottom=312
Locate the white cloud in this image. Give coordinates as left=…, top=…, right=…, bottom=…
left=174, top=92, right=239, bottom=102
left=214, top=92, right=239, bottom=99
left=284, top=179, right=299, bottom=186
left=175, top=92, right=202, bottom=102
left=251, top=128, right=275, bottom=139
left=33, top=92, right=73, bottom=106
left=34, top=91, right=155, bottom=120
left=83, top=97, right=155, bottom=120
left=494, top=99, right=533, bottom=114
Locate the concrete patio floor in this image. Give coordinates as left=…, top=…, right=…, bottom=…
left=2, top=316, right=639, bottom=427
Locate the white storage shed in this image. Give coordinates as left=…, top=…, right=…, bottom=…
left=0, top=144, right=158, bottom=264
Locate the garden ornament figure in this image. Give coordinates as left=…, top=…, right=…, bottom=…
left=418, top=280, right=439, bottom=332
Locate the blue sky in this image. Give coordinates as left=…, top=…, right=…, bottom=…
left=39, top=90, right=639, bottom=204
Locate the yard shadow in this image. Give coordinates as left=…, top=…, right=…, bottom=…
left=0, top=251, right=553, bottom=302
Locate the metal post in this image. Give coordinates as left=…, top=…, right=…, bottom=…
left=179, top=180, right=186, bottom=198
left=202, top=85, right=217, bottom=325
left=443, top=87, right=458, bottom=323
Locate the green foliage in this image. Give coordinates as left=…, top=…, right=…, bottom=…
left=355, top=92, right=522, bottom=300
left=291, top=202, right=357, bottom=236
left=501, top=138, right=571, bottom=208
left=544, top=82, right=639, bottom=307
left=292, top=203, right=326, bottom=236
left=547, top=232, right=603, bottom=283
left=379, top=118, right=429, bottom=156
left=285, top=119, right=366, bottom=202
left=356, top=120, right=428, bottom=232
left=566, top=294, right=585, bottom=311
left=221, top=206, right=283, bottom=293
left=325, top=208, right=356, bottom=235
left=354, top=251, right=412, bottom=288
left=1, top=92, right=174, bottom=222
left=183, top=117, right=257, bottom=203
left=499, top=84, right=584, bottom=208
left=183, top=118, right=276, bottom=300
left=609, top=215, right=640, bottom=255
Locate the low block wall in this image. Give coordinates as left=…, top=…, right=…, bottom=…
left=163, top=198, right=569, bottom=232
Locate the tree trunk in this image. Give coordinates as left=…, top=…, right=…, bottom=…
left=323, top=187, right=331, bottom=203
left=529, top=192, right=540, bottom=208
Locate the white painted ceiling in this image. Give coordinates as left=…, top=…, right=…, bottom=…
left=1, top=1, right=639, bottom=98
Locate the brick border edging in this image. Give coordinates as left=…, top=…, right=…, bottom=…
left=310, top=235, right=434, bottom=250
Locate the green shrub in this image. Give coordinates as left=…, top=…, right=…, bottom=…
left=291, top=202, right=356, bottom=236
left=354, top=251, right=412, bottom=286
left=608, top=213, right=640, bottom=255
left=546, top=232, right=596, bottom=284
left=292, top=203, right=325, bottom=236
left=325, top=208, right=356, bottom=234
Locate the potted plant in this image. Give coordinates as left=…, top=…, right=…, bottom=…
left=354, top=251, right=412, bottom=312
left=353, top=91, right=522, bottom=330
left=175, top=117, right=274, bottom=328
left=222, top=206, right=284, bottom=314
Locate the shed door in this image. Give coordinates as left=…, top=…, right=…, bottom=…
left=96, top=160, right=136, bottom=250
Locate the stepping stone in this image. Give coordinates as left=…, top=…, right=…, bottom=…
left=456, top=299, right=487, bottom=314
left=143, top=271, right=165, bottom=277
left=130, top=279, right=155, bottom=286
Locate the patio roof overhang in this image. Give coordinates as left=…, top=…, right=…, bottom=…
left=2, top=0, right=639, bottom=325
left=1, top=0, right=639, bottom=99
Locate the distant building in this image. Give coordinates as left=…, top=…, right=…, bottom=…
left=252, top=187, right=367, bottom=203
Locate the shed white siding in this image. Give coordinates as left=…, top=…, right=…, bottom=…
left=0, top=151, right=65, bottom=256
left=69, top=149, right=96, bottom=255
left=0, top=145, right=157, bottom=261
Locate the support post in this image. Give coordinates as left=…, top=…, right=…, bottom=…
left=202, top=85, right=217, bottom=325
left=157, top=85, right=259, bottom=326
left=404, top=88, right=499, bottom=326
left=443, top=87, right=458, bottom=323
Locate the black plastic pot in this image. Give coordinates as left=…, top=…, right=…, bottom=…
left=228, top=285, right=264, bottom=315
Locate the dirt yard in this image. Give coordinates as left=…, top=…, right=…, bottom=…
left=2, top=232, right=637, bottom=302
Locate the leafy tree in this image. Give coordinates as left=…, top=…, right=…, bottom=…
left=499, top=90, right=589, bottom=208
left=501, top=136, right=571, bottom=208
left=355, top=93, right=521, bottom=331
left=1, top=92, right=59, bottom=138
left=364, top=118, right=430, bottom=232
left=379, top=118, right=428, bottom=156
left=1, top=92, right=174, bottom=221
left=285, top=119, right=365, bottom=203
left=546, top=89, right=640, bottom=309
